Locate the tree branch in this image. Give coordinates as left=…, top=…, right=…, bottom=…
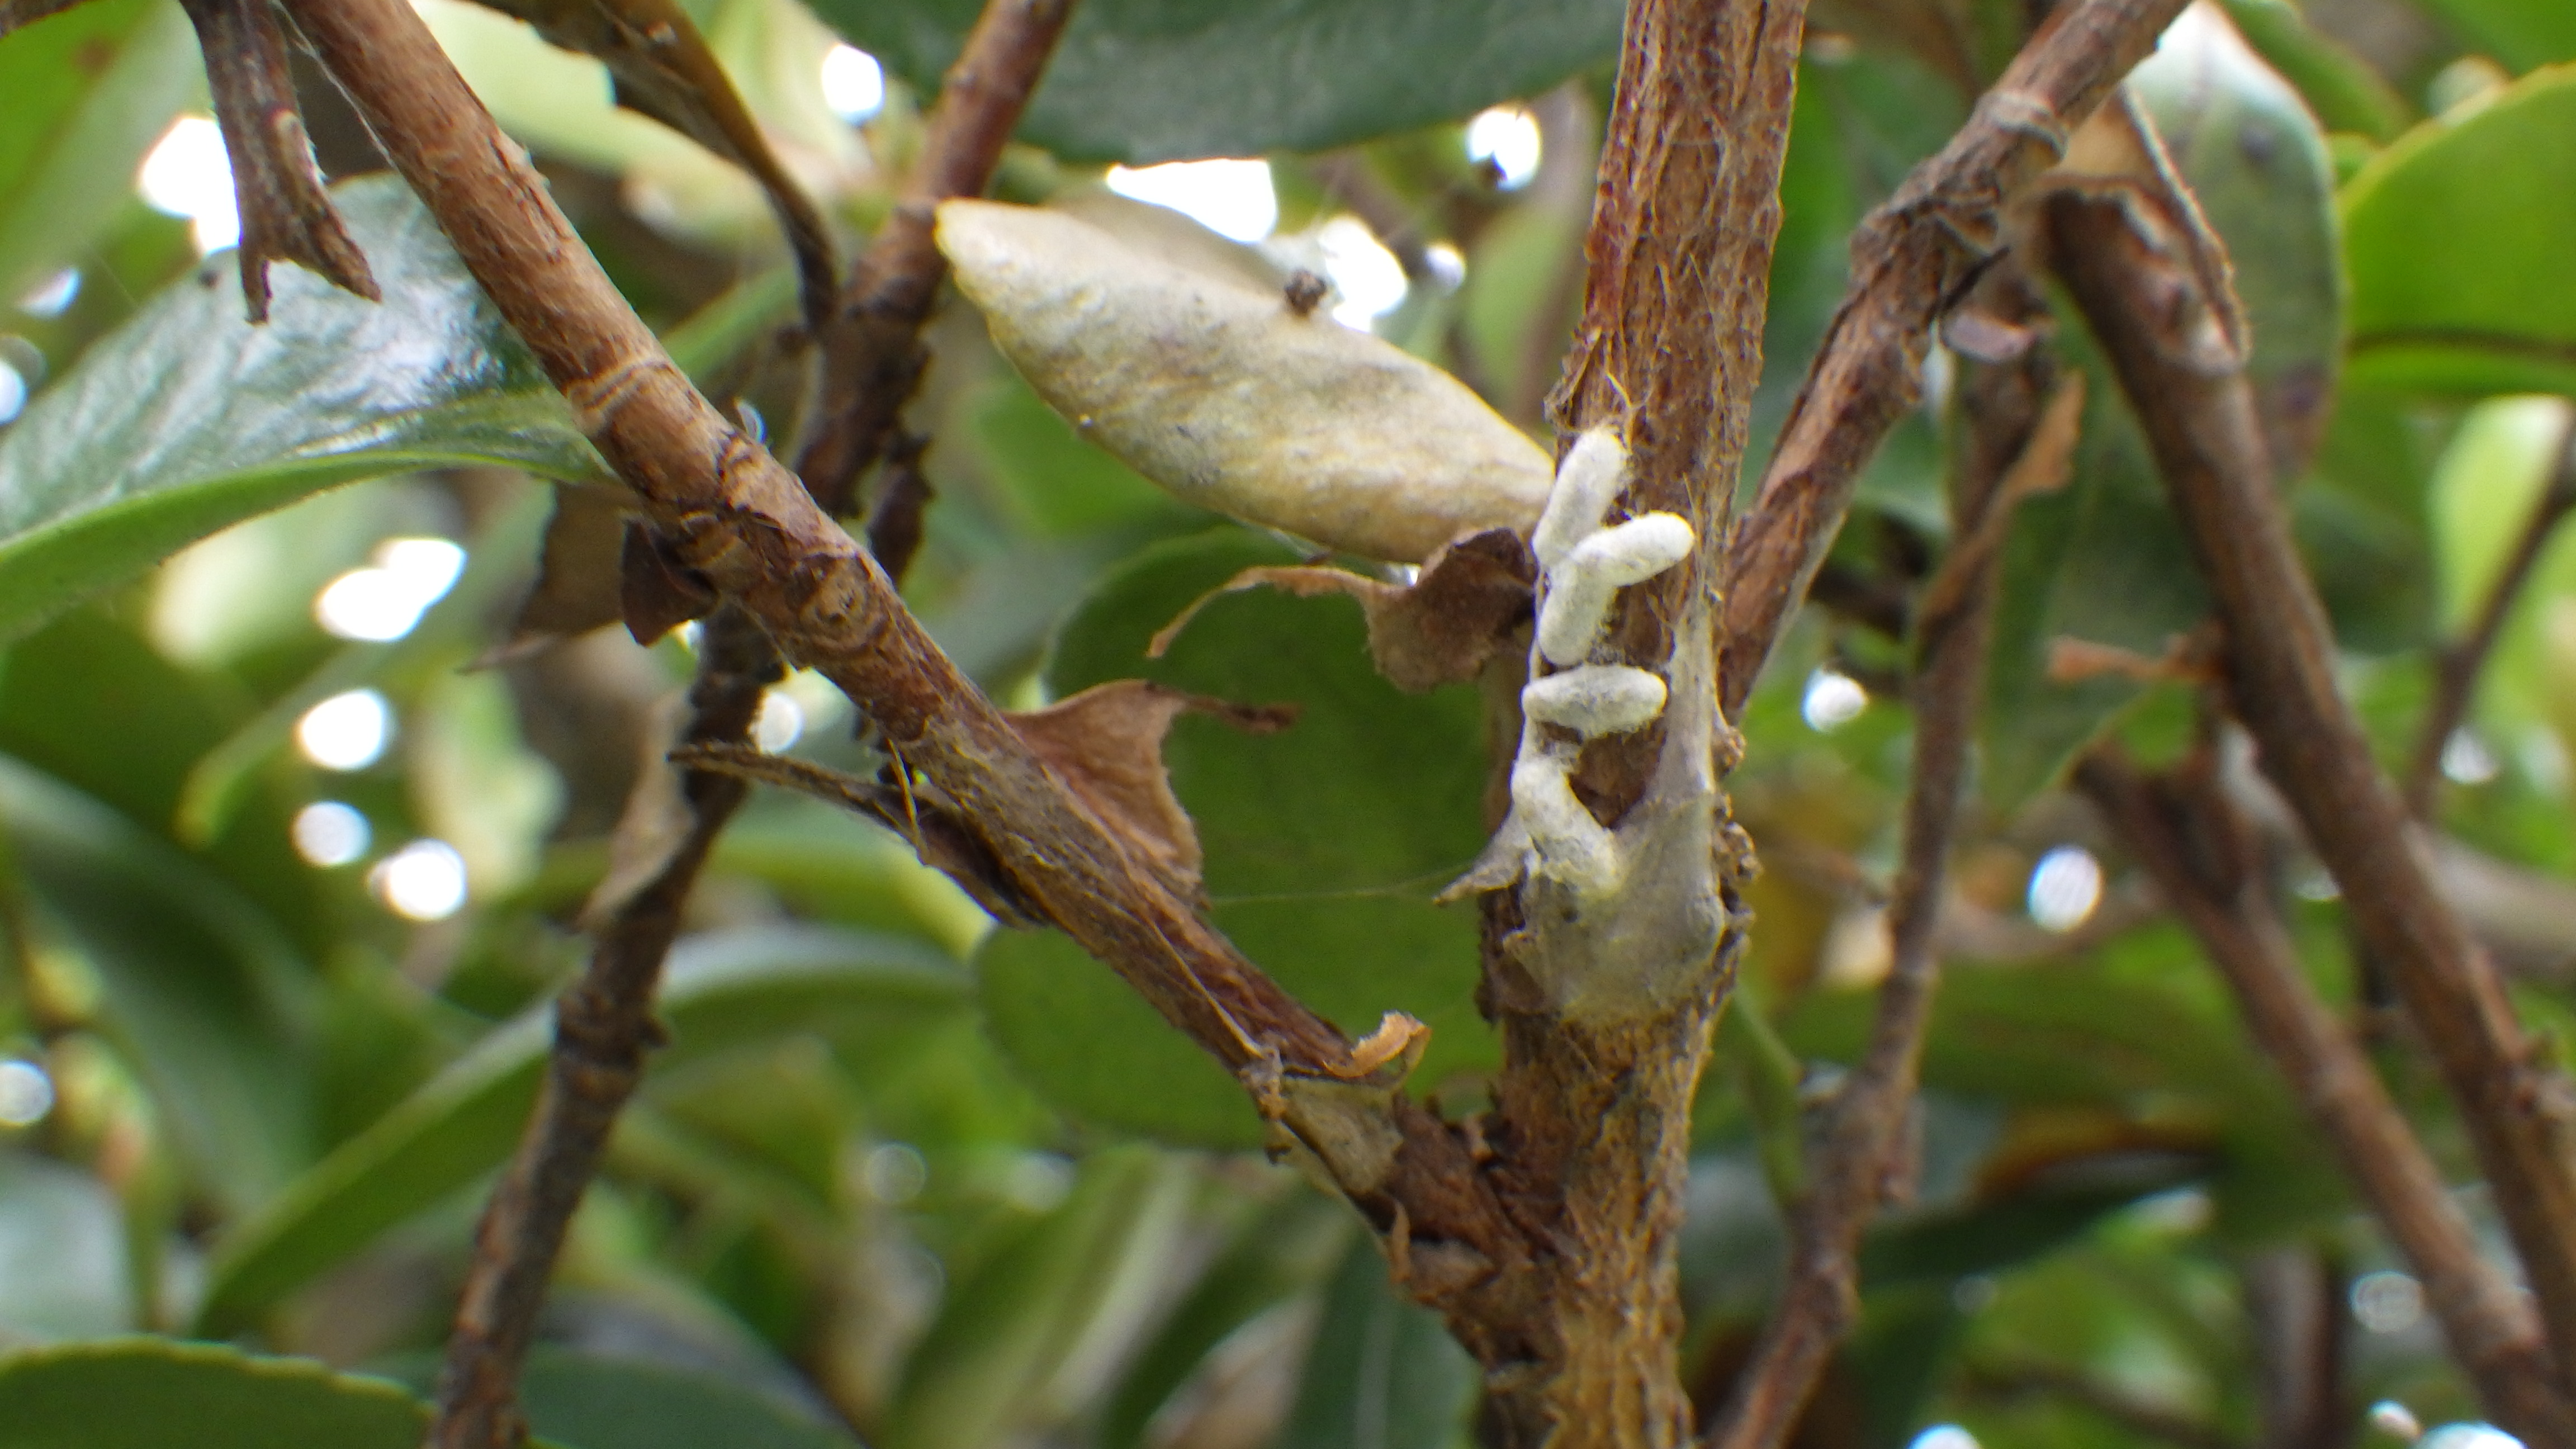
left=428, top=607, right=776, bottom=1449
left=285, top=0, right=1538, bottom=1389
left=2046, top=121, right=2576, bottom=1398
left=1706, top=266, right=2062, bottom=1449
left=2076, top=747, right=2576, bottom=1443
left=2403, top=415, right=2576, bottom=816
left=794, top=0, right=1074, bottom=515
left=1716, top=0, right=2189, bottom=717
left=413, top=4, right=1074, bottom=1443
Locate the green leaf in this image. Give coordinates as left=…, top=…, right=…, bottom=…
left=0, top=0, right=198, bottom=304
left=0, top=175, right=613, bottom=647
left=196, top=926, right=967, bottom=1334
left=0, top=1153, right=132, bottom=1344
left=1978, top=343, right=2207, bottom=807
left=0, top=756, right=316, bottom=1214
left=2217, top=0, right=2412, bottom=142
left=513, top=1347, right=861, bottom=1449
left=887, top=1144, right=1194, bottom=1449
left=0, top=1338, right=428, bottom=1449
left=2134, top=6, right=2345, bottom=480
left=2343, top=66, right=2576, bottom=398
left=979, top=530, right=1496, bottom=1147
left=2414, top=0, right=2576, bottom=73
left=809, top=0, right=1625, bottom=163
left=1099, top=1187, right=1350, bottom=1449
left=1276, top=1237, right=1477, bottom=1449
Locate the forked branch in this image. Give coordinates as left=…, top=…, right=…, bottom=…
left=418, top=3, right=1074, bottom=1443
left=1707, top=268, right=2064, bottom=1449
left=2077, top=747, right=2576, bottom=1441
left=2047, top=111, right=2576, bottom=1393
left=1717, top=0, right=2189, bottom=715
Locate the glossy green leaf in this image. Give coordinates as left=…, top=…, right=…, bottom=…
left=887, top=1144, right=1194, bottom=1449
left=196, top=926, right=966, bottom=1334
left=0, top=176, right=613, bottom=647
left=0, top=0, right=197, bottom=304
left=0, top=1153, right=132, bottom=1344
left=0, top=755, right=316, bottom=1214
left=2415, top=0, right=2576, bottom=72
left=808, top=0, right=1625, bottom=163
left=1276, top=1237, right=1477, bottom=1449
left=1100, top=1187, right=1350, bottom=1449
left=979, top=530, right=1496, bottom=1148
left=0, top=1338, right=429, bottom=1449
left=2343, top=67, right=2576, bottom=398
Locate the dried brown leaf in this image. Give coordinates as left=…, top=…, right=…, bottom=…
left=1149, top=528, right=1536, bottom=693
left=1010, top=680, right=1296, bottom=897
left=484, top=484, right=630, bottom=663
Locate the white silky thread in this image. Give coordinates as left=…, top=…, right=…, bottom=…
left=1531, top=429, right=1628, bottom=570
left=1521, top=665, right=1668, bottom=738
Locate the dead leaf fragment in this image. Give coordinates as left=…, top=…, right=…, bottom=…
left=486, top=484, right=630, bottom=664
left=1150, top=528, right=1536, bottom=693
left=1010, top=680, right=1296, bottom=898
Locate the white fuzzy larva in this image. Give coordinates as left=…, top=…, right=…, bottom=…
left=1562, top=512, right=1695, bottom=587
left=1535, top=570, right=1614, bottom=667
left=1509, top=749, right=1622, bottom=897
left=1521, top=665, right=1669, bottom=738
left=1530, top=428, right=1630, bottom=571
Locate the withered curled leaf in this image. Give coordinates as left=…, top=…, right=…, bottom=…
left=1010, top=679, right=1296, bottom=899
left=1149, top=528, right=1536, bottom=693
left=935, top=199, right=1554, bottom=564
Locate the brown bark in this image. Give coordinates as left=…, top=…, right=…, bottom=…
left=794, top=0, right=1075, bottom=515
left=1716, top=0, right=2190, bottom=717
left=1706, top=266, right=2056, bottom=1449
left=1451, top=0, right=1807, bottom=1442
left=2077, top=751, right=2576, bottom=1442
left=410, top=3, right=1074, bottom=1443
left=2048, top=151, right=2576, bottom=1398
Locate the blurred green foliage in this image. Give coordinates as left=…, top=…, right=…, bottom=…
left=0, top=0, right=2572, bottom=1446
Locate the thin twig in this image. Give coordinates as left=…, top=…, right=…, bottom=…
left=794, top=0, right=1075, bottom=515
left=2403, top=416, right=2576, bottom=816
left=411, top=4, right=1075, bottom=1443
left=1716, top=0, right=2189, bottom=718
left=428, top=608, right=777, bottom=1449
left=2076, top=748, right=2576, bottom=1443
left=2046, top=117, right=2576, bottom=1396
left=1704, top=267, right=2055, bottom=1449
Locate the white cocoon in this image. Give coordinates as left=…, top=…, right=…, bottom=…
left=1521, top=664, right=1668, bottom=737
left=1531, top=428, right=1628, bottom=570
left=935, top=199, right=1554, bottom=563
left=1562, top=512, right=1694, bottom=586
